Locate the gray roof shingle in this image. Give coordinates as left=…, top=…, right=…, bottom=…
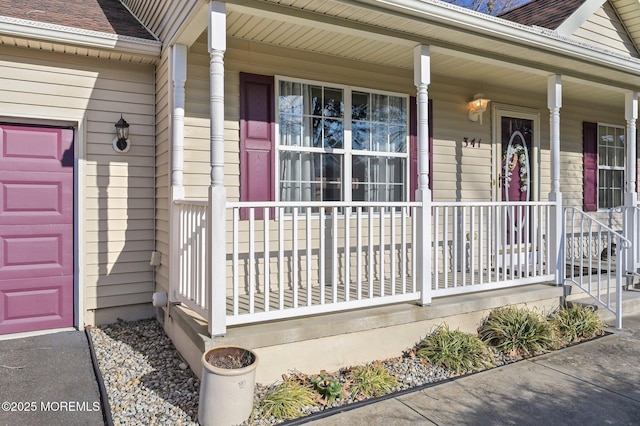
left=498, top=0, right=586, bottom=30
left=0, top=0, right=156, bottom=40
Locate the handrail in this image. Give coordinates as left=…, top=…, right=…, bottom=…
left=564, top=207, right=631, bottom=249
left=563, top=206, right=630, bottom=329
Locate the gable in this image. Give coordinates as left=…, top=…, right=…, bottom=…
left=569, top=1, right=640, bottom=58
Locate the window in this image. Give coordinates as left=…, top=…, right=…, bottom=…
left=277, top=78, right=409, bottom=205
left=597, top=124, right=625, bottom=209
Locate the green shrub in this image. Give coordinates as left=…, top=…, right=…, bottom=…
left=417, top=324, right=494, bottom=374
left=549, top=304, right=606, bottom=344
left=259, top=380, right=316, bottom=420
left=349, top=363, right=398, bottom=399
left=478, top=306, right=555, bottom=358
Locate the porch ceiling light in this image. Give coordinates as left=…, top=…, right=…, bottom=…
left=468, top=94, right=490, bottom=125
left=113, top=115, right=130, bottom=153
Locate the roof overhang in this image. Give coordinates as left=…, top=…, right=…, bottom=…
left=363, top=0, right=640, bottom=85
left=0, top=15, right=161, bottom=64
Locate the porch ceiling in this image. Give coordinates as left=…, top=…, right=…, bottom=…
left=224, top=0, right=630, bottom=109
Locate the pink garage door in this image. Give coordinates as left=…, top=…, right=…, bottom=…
left=0, top=125, right=74, bottom=334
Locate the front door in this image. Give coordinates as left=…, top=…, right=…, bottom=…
left=0, top=125, right=74, bottom=334
left=500, top=115, right=534, bottom=243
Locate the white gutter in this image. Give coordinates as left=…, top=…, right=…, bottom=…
left=0, top=15, right=161, bottom=58
left=368, top=0, right=640, bottom=76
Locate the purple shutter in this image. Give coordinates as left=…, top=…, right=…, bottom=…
left=583, top=121, right=598, bottom=212
left=240, top=73, right=275, bottom=219
left=410, top=98, right=433, bottom=201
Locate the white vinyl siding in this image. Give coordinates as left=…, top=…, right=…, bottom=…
left=0, top=45, right=156, bottom=325
left=571, top=1, right=639, bottom=58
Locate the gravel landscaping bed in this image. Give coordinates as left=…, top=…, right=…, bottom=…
left=86, top=318, right=530, bottom=425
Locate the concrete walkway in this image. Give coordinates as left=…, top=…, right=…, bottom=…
left=0, top=314, right=639, bottom=426
left=306, top=313, right=640, bottom=426
left=0, top=330, right=105, bottom=426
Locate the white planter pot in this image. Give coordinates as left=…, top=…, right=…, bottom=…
left=198, top=346, right=259, bottom=426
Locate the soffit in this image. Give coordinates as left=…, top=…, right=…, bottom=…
left=224, top=0, right=634, bottom=108
left=613, top=0, right=640, bottom=46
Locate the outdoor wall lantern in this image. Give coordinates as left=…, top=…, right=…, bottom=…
left=468, top=94, right=490, bottom=125
left=113, top=115, right=131, bottom=153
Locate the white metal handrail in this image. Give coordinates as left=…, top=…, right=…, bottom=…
left=564, top=207, right=631, bottom=329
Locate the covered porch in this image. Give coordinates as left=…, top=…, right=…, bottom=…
left=159, top=0, right=640, bottom=380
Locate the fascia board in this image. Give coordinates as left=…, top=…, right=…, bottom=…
left=369, top=0, right=640, bottom=75
left=0, top=15, right=161, bottom=58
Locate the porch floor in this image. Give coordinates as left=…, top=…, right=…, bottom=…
left=229, top=268, right=549, bottom=315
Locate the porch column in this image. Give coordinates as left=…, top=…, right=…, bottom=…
left=624, top=91, right=638, bottom=278
left=171, top=44, right=187, bottom=200
left=208, top=1, right=227, bottom=336
left=547, top=75, right=563, bottom=284
left=414, top=45, right=432, bottom=306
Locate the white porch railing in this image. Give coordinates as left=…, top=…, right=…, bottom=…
left=171, top=200, right=558, bottom=332
left=171, top=199, right=209, bottom=318
left=225, top=201, right=421, bottom=325
left=431, top=201, right=555, bottom=297
left=564, top=207, right=630, bottom=329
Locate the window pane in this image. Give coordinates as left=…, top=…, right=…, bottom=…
left=324, top=119, right=344, bottom=149
left=352, top=156, right=405, bottom=202
left=371, top=94, right=388, bottom=121
left=372, top=123, right=388, bottom=152
left=352, top=92, right=368, bottom=120
left=389, top=125, right=407, bottom=153
left=320, top=154, right=342, bottom=202
left=388, top=96, right=406, bottom=123
left=280, top=151, right=319, bottom=202
left=324, top=88, right=344, bottom=118
left=352, top=120, right=370, bottom=151
left=598, top=145, right=606, bottom=166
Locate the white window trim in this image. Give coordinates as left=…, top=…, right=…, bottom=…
left=274, top=75, right=410, bottom=207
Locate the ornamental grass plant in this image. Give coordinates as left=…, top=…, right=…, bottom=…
left=477, top=306, right=556, bottom=358
left=549, top=303, right=607, bottom=345
left=349, top=362, right=398, bottom=399
left=258, top=379, right=316, bottom=420
left=416, top=324, right=494, bottom=374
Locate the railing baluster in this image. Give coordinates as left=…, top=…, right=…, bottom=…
left=401, top=206, right=407, bottom=294
left=293, top=207, right=299, bottom=308
left=233, top=208, right=239, bottom=315
left=368, top=208, right=374, bottom=298
left=264, top=207, right=270, bottom=313
left=278, top=207, right=285, bottom=310
left=249, top=208, right=255, bottom=314
left=379, top=207, right=385, bottom=297
left=306, top=209, right=312, bottom=306
left=345, top=207, right=351, bottom=302
left=391, top=207, right=396, bottom=296
left=357, top=207, right=363, bottom=300
left=332, top=212, right=338, bottom=302
left=320, top=207, right=325, bottom=304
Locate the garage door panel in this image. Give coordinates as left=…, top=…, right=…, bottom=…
left=0, top=126, right=73, bottom=170
left=0, top=225, right=72, bottom=279
left=0, top=125, right=74, bottom=334
left=0, top=276, right=72, bottom=334
left=0, top=171, right=72, bottom=224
